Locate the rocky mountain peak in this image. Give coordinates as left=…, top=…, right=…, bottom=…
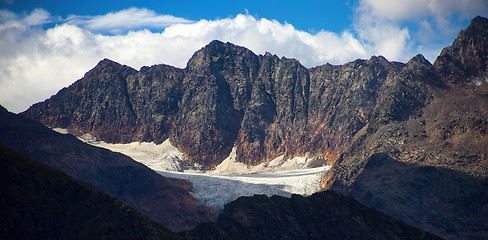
left=186, top=40, right=258, bottom=72
left=83, top=58, right=135, bottom=80
left=407, top=54, right=430, bottom=66
left=433, top=16, right=488, bottom=87
left=405, top=54, right=444, bottom=87
left=0, top=105, right=7, bottom=113
left=367, top=55, right=389, bottom=65
left=465, top=16, right=488, bottom=37
left=22, top=16, right=488, bottom=169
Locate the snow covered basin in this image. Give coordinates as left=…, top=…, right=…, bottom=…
left=66, top=132, right=331, bottom=211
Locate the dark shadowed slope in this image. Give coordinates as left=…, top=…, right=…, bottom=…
left=0, top=105, right=215, bottom=231
left=0, top=144, right=182, bottom=240
left=184, top=190, right=442, bottom=240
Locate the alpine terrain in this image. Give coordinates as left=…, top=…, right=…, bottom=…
left=8, top=16, right=488, bottom=239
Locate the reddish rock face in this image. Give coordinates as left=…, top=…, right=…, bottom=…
left=434, top=16, right=488, bottom=87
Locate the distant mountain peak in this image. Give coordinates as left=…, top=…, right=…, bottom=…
left=466, top=16, right=488, bottom=35
left=433, top=16, right=488, bottom=86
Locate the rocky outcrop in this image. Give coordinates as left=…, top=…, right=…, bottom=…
left=434, top=16, right=488, bottom=87
left=0, top=144, right=182, bottom=240
left=23, top=59, right=185, bottom=144
left=0, top=105, right=215, bottom=231
left=183, top=190, right=441, bottom=240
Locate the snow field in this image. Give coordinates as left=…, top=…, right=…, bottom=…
left=56, top=129, right=331, bottom=211
left=158, top=166, right=331, bottom=211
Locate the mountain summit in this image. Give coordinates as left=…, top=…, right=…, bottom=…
left=19, top=41, right=436, bottom=168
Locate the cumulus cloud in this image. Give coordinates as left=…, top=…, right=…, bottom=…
left=161, top=15, right=370, bottom=66
left=353, top=12, right=412, bottom=62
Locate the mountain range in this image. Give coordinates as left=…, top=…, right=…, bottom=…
left=2, top=15, right=488, bottom=239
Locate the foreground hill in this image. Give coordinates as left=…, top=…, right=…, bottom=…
left=184, top=191, right=441, bottom=240
left=0, top=105, right=214, bottom=231
left=0, top=144, right=182, bottom=240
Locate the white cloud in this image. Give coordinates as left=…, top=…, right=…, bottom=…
left=66, top=8, right=193, bottom=34
left=357, top=0, right=488, bottom=46
left=161, top=14, right=370, bottom=67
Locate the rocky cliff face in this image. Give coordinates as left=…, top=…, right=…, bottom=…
left=22, top=38, right=438, bottom=168
left=0, top=105, right=214, bottom=231
left=184, top=191, right=441, bottom=240
left=434, top=16, right=488, bottom=87
left=0, top=144, right=182, bottom=240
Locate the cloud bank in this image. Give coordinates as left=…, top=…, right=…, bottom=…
left=0, top=5, right=485, bottom=113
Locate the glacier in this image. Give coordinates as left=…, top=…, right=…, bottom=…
left=56, top=129, right=331, bottom=211
left=158, top=166, right=330, bottom=210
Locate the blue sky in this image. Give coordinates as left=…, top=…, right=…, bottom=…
left=4, top=0, right=356, bottom=33
left=0, top=0, right=487, bottom=113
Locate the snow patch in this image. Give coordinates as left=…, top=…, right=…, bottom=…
left=52, top=128, right=69, bottom=134
left=92, top=139, right=185, bottom=172
left=211, top=147, right=252, bottom=174
left=80, top=133, right=100, bottom=144
left=210, top=147, right=325, bottom=174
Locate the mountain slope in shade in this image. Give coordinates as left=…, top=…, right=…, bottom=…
left=0, top=144, right=182, bottom=240
left=0, top=105, right=215, bottom=231
left=184, top=191, right=442, bottom=240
